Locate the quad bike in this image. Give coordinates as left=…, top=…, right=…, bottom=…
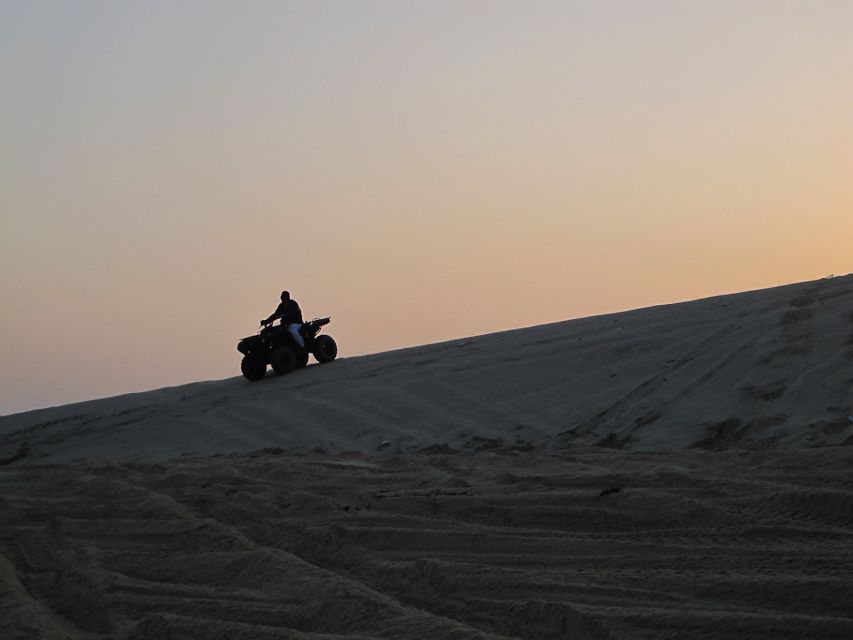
left=237, top=317, right=337, bottom=381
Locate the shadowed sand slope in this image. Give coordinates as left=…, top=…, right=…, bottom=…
left=2, top=276, right=853, bottom=464
left=2, top=278, right=853, bottom=639
left=1, top=448, right=852, bottom=639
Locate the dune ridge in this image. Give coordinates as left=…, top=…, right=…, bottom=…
left=2, top=276, right=852, bottom=464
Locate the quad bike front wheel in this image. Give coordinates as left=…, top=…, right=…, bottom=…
left=270, top=345, right=298, bottom=375
left=241, top=356, right=267, bottom=381
left=313, top=335, right=338, bottom=363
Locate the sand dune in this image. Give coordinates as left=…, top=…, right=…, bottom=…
left=2, top=276, right=852, bottom=464
left=2, top=277, right=853, bottom=639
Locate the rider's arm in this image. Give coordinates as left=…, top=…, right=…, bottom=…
left=262, top=303, right=286, bottom=325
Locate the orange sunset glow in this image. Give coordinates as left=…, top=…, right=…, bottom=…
left=1, top=1, right=851, bottom=414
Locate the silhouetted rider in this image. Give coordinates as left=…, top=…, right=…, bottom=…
left=261, top=290, right=305, bottom=348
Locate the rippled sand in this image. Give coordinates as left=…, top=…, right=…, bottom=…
left=3, top=446, right=852, bottom=639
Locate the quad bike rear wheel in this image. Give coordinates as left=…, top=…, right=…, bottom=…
left=313, top=335, right=338, bottom=363
left=270, top=345, right=298, bottom=375
left=241, top=356, right=267, bottom=381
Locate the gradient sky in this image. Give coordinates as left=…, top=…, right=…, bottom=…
left=2, top=0, right=851, bottom=415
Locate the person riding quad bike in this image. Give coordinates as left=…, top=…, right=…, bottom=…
left=261, top=290, right=304, bottom=347
left=237, top=291, right=337, bottom=381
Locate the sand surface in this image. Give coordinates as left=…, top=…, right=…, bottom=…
left=2, top=276, right=853, bottom=464
left=2, top=276, right=853, bottom=639
left=2, top=447, right=852, bottom=639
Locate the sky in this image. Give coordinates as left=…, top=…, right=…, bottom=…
left=1, top=0, right=851, bottom=415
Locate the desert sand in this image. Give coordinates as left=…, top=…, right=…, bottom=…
left=1, top=276, right=853, bottom=639
left=2, top=276, right=853, bottom=463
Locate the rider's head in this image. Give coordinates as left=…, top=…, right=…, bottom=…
left=280, top=290, right=290, bottom=302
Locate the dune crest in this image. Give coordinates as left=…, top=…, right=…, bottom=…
left=2, top=276, right=852, bottom=464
